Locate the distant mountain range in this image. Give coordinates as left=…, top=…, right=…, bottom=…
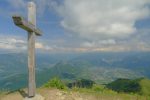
left=0, top=52, right=150, bottom=90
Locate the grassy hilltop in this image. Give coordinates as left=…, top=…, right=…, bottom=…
left=0, top=77, right=150, bottom=100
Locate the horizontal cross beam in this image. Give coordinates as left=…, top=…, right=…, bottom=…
left=12, top=16, right=42, bottom=36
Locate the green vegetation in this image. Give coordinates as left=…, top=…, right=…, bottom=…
left=139, top=78, right=150, bottom=96
left=106, top=78, right=150, bottom=96
left=42, top=77, right=150, bottom=99
left=44, top=77, right=67, bottom=90
left=70, top=84, right=149, bottom=100
left=1, top=77, right=150, bottom=100
left=92, top=84, right=105, bottom=92
left=106, top=78, right=140, bottom=93
left=67, top=79, right=95, bottom=88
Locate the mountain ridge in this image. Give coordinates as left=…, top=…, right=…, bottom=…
left=0, top=52, right=150, bottom=90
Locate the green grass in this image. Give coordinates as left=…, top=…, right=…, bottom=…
left=43, top=77, right=150, bottom=100
left=1, top=78, right=150, bottom=100
left=43, top=77, right=68, bottom=90
left=71, top=85, right=150, bottom=100
left=139, top=78, right=150, bottom=96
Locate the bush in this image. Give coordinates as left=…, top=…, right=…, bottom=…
left=44, top=77, right=67, bottom=90
left=67, top=79, right=95, bottom=88
left=106, top=78, right=141, bottom=93
left=92, top=84, right=105, bottom=92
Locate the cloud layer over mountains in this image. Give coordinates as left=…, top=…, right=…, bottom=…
left=1, top=0, right=150, bottom=52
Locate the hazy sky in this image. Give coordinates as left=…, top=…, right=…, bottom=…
left=0, top=0, right=150, bottom=53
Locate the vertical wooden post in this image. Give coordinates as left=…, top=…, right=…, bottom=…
left=28, top=1, right=36, bottom=97
left=12, top=0, right=42, bottom=98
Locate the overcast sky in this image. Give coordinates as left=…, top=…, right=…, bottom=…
left=0, top=0, right=150, bottom=53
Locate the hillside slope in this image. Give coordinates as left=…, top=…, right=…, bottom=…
left=0, top=52, right=150, bottom=90
left=106, top=78, right=150, bottom=96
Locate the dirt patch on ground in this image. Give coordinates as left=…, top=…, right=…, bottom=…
left=0, top=88, right=97, bottom=100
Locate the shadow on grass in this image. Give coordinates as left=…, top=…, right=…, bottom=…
left=18, top=90, right=28, bottom=98
left=4, top=89, right=28, bottom=98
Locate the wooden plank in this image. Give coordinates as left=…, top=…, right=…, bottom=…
left=28, top=32, right=36, bottom=97
left=28, top=1, right=36, bottom=97
left=12, top=16, right=42, bottom=36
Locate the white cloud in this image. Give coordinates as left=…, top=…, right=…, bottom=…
left=1, top=0, right=150, bottom=52
left=0, top=35, right=46, bottom=51
left=56, top=0, right=150, bottom=40
left=0, top=36, right=26, bottom=51
left=0, top=35, right=57, bottom=52
left=0, top=34, right=150, bottom=53
left=81, top=39, right=116, bottom=47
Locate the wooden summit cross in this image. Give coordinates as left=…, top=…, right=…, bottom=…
left=12, top=1, right=42, bottom=98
